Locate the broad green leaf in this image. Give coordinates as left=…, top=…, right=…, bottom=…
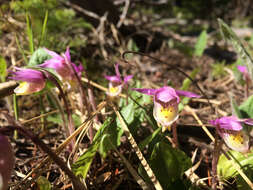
left=28, top=48, right=52, bottom=67
left=71, top=141, right=99, bottom=178
left=0, top=56, right=7, bottom=82
left=99, top=134, right=115, bottom=158
left=116, top=102, right=134, bottom=126
left=218, top=150, right=253, bottom=190
left=139, top=127, right=161, bottom=151
left=239, top=95, right=253, bottom=118
left=105, top=118, right=123, bottom=148
left=72, top=118, right=112, bottom=178
left=218, top=19, right=253, bottom=81
left=194, top=30, right=207, bottom=57
left=139, top=141, right=191, bottom=188
left=36, top=176, right=51, bottom=190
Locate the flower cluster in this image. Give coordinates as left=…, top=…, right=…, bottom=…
left=10, top=47, right=83, bottom=95
left=133, top=86, right=200, bottom=131
left=210, top=116, right=253, bottom=153
left=105, top=64, right=133, bottom=97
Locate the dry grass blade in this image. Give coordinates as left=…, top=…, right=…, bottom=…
left=13, top=101, right=106, bottom=190
left=112, top=104, right=163, bottom=190
left=184, top=158, right=211, bottom=190
left=185, top=105, right=253, bottom=190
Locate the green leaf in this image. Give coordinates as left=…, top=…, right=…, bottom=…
left=36, top=176, right=51, bottom=190
left=0, top=56, right=7, bottom=82
left=72, top=118, right=112, bottom=178
left=218, top=150, right=253, bottom=190
left=116, top=102, right=135, bottom=126
left=239, top=95, right=253, bottom=118
left=181, top=68, right=199, bottom=91
left=108, top=123, right=123, bottom=148
left=99, top=134, right=115, bottom=158
left=26, top=13, right=34, bottom=54
left=38, top=10, right=48, bottom=47
left=72, top=141, right=99, bottom=178
left=139, top=127, right=162, bottom=151
left=194, top=30, right=207, bottom=57
left=218, top=18, right=253, bottom=81
left=28, top=48, right=52, bottom=67
left=140, top=141, right=192, bottom=188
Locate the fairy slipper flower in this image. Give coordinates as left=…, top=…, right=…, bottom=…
left=133, top=86, right=200, bottom=130
left=210, top=116, right=253, bottom=153
left=9, top=68, right=46, bottom=95
left=39, top=47, right=83, bottom=88
left=105, top=64, right=133, bottom=97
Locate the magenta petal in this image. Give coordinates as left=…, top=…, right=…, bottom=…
left=237, top=65, right=247, bottom=74
left=155, top=86, right=179, bottom=103
left=105, top=75, right=122, bottom=83
left=10, top=68, right=45, bottom=83
left=209, top=119, right=218, bottom=126
left=123, top=75, right=133, bottom=83
left=114, top=64, right=121, bottom=77
left=65, top=47, right=71, bottom=63
left=40, top=59, right=64, bottom=70
left=132, top=88, right=157, bottom=96
left=44, top=48, right=61, bottom=59
left=77, top=64, right=84, bottom=73
left=212, top=116, right=243, bottom=131
left=71, top=63, right=83, bottom=76
left=242, top=118, right=253, bottom=126
left=175, top=90, right=201, bottom=98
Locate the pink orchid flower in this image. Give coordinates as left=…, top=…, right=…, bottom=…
left=39, top=47, right=83, bottom=88
left=210, top=116, right=253, bottom=153
left=105, top=64, right=133, bottom=97
left=133, top=86, right=200, bottom=130
left=9, top=68, right=46, bottom=95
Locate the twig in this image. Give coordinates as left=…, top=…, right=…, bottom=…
left=117, top=0, right=130, bottom=28
left=111, top=103, right=163, bottom=190
left=0, top=125, right=86, bottom=190
left=0, top=81, right=18, bottom=99
left=62, top=0, right=100, bottom=20
left=12, top=101, right=106, bottom=190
